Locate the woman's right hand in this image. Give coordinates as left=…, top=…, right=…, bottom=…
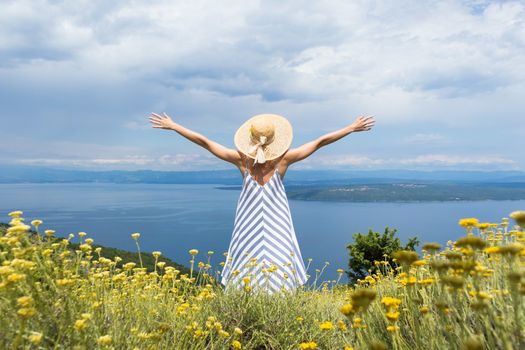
left=148, top=112, right=176, bottom=130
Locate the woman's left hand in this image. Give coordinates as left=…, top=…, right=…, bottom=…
left=350, top=115, right=375, bottom=132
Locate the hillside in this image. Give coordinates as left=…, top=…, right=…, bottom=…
left=1, top=211, right=524, bottom=349
left=0, top=222, right=190, bottom=275
left=1, top=164, right=524, bottom=185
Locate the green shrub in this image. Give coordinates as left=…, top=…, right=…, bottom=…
left=346, top=227, right=419, bottom=284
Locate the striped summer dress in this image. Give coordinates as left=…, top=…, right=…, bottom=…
left=220, top=157, right=308, bottom=295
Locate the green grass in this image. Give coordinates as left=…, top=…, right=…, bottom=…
left=1, top=212, right=524, bottom=349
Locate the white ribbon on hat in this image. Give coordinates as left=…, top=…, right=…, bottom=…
left=248, top=135, right=268, bottom=165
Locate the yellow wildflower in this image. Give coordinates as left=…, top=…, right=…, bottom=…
left=98, top=335, right=112, bottom=346
left=381, top=297, right=401, bottom=309
left=484, top=246, right=501, bottom=255
left=477, top=291, right=492, bottom=300
left=340, top=303, right=354, bottom=316
left=509, top=210, right=525, bottom=226
left=0, top=266, right=14, bottom=275
left=8, top=273, right=26, bottom=283
left=477, top=222, right=491, bottom=230
left=455, top=236, right=487, bottom=250
left=299, top=342, right=317, bottom=349
left=31, top=219, right=43, bottom=228
left=8, top=210, right=23, bottom=217
left=74, top=319, right=87, bottom=331
left=29, top=332, right=43, bottom=345
left=319, top=321, right=334, bottom=331
left=392, top=250, right=419, bottom=265
left=56, top=278, right=74, bottom=287
left=17, top=307, right=36, bottom=318
left=418, top=278, right=434, bottom=286
left=387, top=325, right=400, bottom=332
left=17, top=296, right=33, bottom=307
left=423, top=242, right=441, bottom=252
left=8, top=224, right=31, bottom=234
left=458, top=218, right=479, bottom=228
left=189, top=249, right=199, bottom=256
left=123, top=262, right=136, bottom=270
left=412, top=260, right=426, bottom=267
left=385, top=311, right=400, bottom=321
left=419, top=306, right=430, bottom=314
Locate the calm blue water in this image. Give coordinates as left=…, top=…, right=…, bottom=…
left=1, top=183, right=523, bottom=283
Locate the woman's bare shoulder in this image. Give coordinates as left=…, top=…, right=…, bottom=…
left=236, top=151, right=247, bottom=174
left=276, top=151, right=291, bottom=179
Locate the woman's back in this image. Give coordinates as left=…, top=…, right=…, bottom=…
left=220, top=154, right=308, bottom=295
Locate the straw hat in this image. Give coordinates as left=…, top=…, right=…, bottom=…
left=234, top=113, right=293, bottom=165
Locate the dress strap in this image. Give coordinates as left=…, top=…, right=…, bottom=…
left=274, top=159, right=280, bottom=173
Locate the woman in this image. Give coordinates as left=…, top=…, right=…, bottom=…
left=148, top=112, right=375, bottom=294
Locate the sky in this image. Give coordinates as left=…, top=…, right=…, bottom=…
left=0, top=0, right=524, bottom=172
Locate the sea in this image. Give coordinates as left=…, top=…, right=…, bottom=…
left=1, top=183, right=523, bottom=283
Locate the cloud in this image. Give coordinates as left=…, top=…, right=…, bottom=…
left=397, top=154, right=517, bottom=166
left=3, top=150, right=519, bottom=172
left=402, top=133, right=447, bottom=144
left=9, top=153, right=224, bottom=170
left=0, top=137, right=144, bottom=159
left=123, top=120, right=151, bottom=130
left=0, top=0, right=524, bottom=170
left=296, top=154, right=386, bottom=168
left=2, top=0, right=524, bottom=101
left=294, top=152, right=518, bottom=170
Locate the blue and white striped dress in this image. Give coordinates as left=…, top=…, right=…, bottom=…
left=221, top=158, right=308, bottom=294
left=220, top=158, right=308, bottom=294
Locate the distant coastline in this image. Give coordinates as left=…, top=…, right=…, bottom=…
left=2, top=165, right=525, bottom=202
left=1, top=164, right=524, bottom=184
left=215, top=182, right=525, bottom=202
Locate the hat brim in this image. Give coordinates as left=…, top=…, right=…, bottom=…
left=234, top=114, right=293, bottom=161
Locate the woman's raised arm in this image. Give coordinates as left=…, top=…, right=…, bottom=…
left=283, top=115, right=375, bottom=165
left=148, top=112, right=241, bottom=166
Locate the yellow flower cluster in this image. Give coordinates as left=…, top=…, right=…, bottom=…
left=299, top=341, right=318, bottom=349
left=1, top=209, right=525, bottom=349
left=381, top=297, right=401, bottom=332
left=458, top=218, right=479, bottom=228
left=319, top=321, right=333, bottom=331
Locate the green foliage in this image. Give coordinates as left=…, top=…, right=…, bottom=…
left=346, top=227, right=419, bottom=284
left=3, top=211, right=524, bottom=349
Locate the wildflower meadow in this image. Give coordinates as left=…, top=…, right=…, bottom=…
left=1, top=210, right=524, bottom=349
